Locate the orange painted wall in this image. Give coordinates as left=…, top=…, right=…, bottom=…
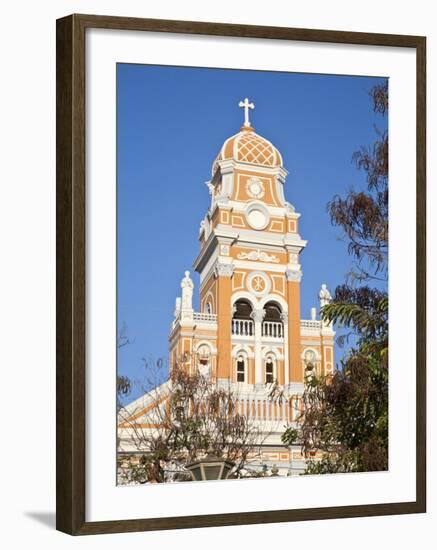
left=216, top=275, right=232, bottom=379
left=232, top=170, right=280, bottom=207
left=200, top=275, right=217, bottom=313
left=287, top=280, right=303, bottom=383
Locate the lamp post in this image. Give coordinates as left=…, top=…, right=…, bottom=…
left=186, top=450, right=235, bottom=481
left=287, top=446, right=294, bottom=476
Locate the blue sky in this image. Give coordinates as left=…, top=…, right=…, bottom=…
left=117, top=63, right=387, bottom=402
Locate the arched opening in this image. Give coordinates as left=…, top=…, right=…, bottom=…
left=232, top=299, right=254, bottom=336
left=236, top=353, right=247, bottom=383
left=265, top=355, right=275, bottom=384
left=262, top=301, right=284, bottom=338
left=233, top=299, right=253, bottom=319
left=303, top=349, right=317, bottom=380
left=196, top=344, right=211, bottom=377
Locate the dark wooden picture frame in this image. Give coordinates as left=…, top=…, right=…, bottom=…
left=56, top=13, right=426, bottom=535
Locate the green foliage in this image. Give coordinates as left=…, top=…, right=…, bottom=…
left=281, top=427, right=299, bottom=447
left=293, top=82, right=389, bottom=475
left=322, top=286, right=388, bottom=341
left=301, top=324, right=388, bottom=474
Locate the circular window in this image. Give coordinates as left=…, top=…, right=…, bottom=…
left=245, top=202, right=270, bottom=230
left=247, top=209, right=266, bottom=229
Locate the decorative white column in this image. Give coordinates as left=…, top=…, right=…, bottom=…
left=281, top=312, right=289, bottom=388
left=251, top=309, right=265, bottom=387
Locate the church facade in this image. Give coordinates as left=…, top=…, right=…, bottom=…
left=119, top=99, right=335, bottom=476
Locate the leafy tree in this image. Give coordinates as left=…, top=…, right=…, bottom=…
left=283, top=82, right=389, bottom=473
left=117, top=357, right=267, bottom=484
left=328, top=83, right=388, bottom=282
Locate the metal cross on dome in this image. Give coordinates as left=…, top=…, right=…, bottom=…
left=239, top=98, right=255, bottom=127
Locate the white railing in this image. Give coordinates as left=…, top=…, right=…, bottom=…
left=193, top=312, right=217, bottom=323
left=235, top=396, right=292, bottom=422
left=232, top=319, right=254, bottom=336
left=300, top=319, right=321, bottom=335
left=262, top=321, right=284, bottom=338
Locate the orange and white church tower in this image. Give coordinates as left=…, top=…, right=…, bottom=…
left=167, top=99, right=335, bottom=473
left=119, top=99, right=335, bottom=475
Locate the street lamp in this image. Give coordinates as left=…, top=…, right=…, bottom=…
left=287, top=446, right=294, bottom=476
left=186, top=450, right=235, bottom=481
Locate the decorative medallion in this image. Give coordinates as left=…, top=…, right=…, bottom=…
left=252, top=276, right=266, bottom=292
left=246, top=177, right=265, bottom=199
left=246, top=271, right=271, bottom=296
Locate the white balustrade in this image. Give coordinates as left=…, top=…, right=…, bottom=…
left=178, top=392, right=294, bottom=424
left=300, top=319, right=321, bottom=335
left=193, top=312, right=217, bottom=323
left=232, top=318, right=254, bottom=336
left=234, top=395, right=291, bottom=422
left=262, top=321, right=284, bottom=338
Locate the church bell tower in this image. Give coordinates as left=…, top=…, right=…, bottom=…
left=169, top=99, right=334, bottom=395
left=120, top=99, right=336, bottom=477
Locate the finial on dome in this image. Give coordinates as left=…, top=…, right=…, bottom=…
left=239, top=98, right=255, bottom=130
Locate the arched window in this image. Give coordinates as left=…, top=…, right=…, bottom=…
left=304, top=349, right=317, bottom=379
left=265, top=355, right=275, bottom=384
left=263, top=302, right=282, bottom=322
left=236, top=354, right=246, bottom=382
left=262, top=301, right=283, bottom=338
left=233, top=299, right=253, bottom=319
left=232, top=299, right=254, bottom=336
left=197, top=344, right=211, bottom=376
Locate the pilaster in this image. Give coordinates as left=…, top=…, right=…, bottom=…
left=286, top=268, right=303, bottom=383
left=215, top=261, right=234, bottom=380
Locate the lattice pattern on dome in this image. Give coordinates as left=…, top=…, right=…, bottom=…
left=237, top=133, right=276, bottom=166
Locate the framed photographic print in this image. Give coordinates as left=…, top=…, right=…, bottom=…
left=56, top=14, right=426, bottom=535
